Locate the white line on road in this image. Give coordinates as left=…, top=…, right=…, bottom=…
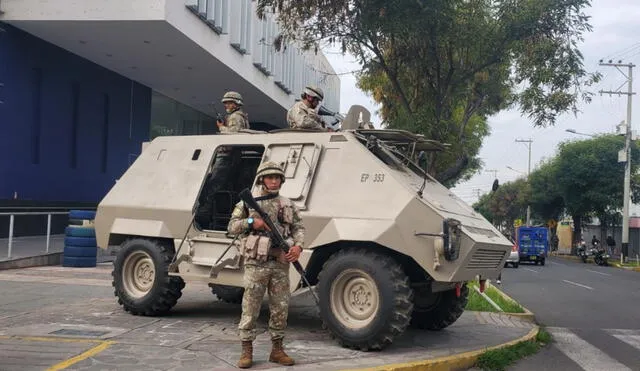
left=524, top=268, right=539, bottom=273
left=587, top=269, right=612, bottom=276
left=548, top=328, right=632, bottom=371
left=609, top=333, right=640, bottom=351
left=562, top=279, right=594, bottom=290
left=549, top=260, right=567, bottom=266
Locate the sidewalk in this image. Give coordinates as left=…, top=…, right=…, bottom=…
left=0, top=264, right=537, bottom=371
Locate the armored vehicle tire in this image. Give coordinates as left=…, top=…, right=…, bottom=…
left=112, top=238, right=185, bottom=316
left=317, top=249, right=414, bottom=351
left=211, top=284, right=245, bottom=304
left=410, top=284, right=468, bottom=330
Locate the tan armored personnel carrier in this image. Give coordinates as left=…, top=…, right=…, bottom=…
left=95, top=111, right=511, bottom=350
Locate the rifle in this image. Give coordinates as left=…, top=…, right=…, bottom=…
left=239, top=188, right=320, bottom=305
left=212, top=104, right=226, bottom=126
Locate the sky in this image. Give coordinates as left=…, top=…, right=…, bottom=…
left=322, top=0, right=640, bottom=207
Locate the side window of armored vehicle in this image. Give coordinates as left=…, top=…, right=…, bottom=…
left=262, top=143, right=322, bottom=209
left=194, top=145, right=265, bottom=231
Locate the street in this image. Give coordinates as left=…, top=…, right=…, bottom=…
left=497, top=257, right=640, bottom=370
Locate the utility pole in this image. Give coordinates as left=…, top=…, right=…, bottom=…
left=599, top=60, right=635, bottom=260
left=516, top=138, right=533, bottom=226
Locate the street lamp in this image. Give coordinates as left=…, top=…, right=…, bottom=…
left=565, top=128, right=596, bottom=137
left=506, top=166, right=525, bottom=175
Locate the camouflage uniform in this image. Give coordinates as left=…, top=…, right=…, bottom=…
left=287, top=86, right=327, bottom=130
left=227, top=174, right=305, bottom=343
left=219, top=91, right=249, bottom=133
left=220, top=109, right=249, bottom=133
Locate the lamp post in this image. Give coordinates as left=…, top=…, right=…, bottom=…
left=565, top=128, right=595, bottom=138
left=515, top=139, right=533, bottom=226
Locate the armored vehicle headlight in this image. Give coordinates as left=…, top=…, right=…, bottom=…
left=442, top=218, right=462, bottom=261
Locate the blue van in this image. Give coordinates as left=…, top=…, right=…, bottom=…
left=517, top=226, right=549, bottom=265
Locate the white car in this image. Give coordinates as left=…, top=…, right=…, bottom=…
left=504, top=244, right=520, bottom=268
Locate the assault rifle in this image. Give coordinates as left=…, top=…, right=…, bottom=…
left=239, top=188, right=319, bottom=304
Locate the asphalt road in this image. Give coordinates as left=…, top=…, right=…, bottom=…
left=497, top=257, right=640, bottom=371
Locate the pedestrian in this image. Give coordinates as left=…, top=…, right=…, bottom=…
left=228, top=161, right=305, bottom=368
left=287, top=86, right=330, bottom=130
left=217, top=91, right=249, bottom=133
left=606, top=235, right=616, bottom=256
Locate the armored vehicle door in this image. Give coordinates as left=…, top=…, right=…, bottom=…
left=261, top=142, right=322, bottom=209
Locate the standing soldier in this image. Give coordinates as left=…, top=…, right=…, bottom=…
left=228, top=161, right=305, bottom=368
left=218, top=91, right=249, bottom=133
left=287, top=86, right=329, bottom=130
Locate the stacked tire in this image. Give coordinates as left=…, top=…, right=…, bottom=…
left=63, top=210, right=98, bottom=268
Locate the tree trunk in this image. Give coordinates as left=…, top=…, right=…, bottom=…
left=571, top=214, right=582, bottom=255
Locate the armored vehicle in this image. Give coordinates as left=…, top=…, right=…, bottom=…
left=95, top=114, right=511, bottom=351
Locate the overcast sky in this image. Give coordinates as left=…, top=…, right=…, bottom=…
left=323, top=0, right=640, bottom=206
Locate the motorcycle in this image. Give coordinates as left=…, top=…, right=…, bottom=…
left=577, top=241, right=589, bottom=263
left=591, top=241, right=609, bottom=266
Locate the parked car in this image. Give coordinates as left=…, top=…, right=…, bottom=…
left=505, top=244, right=520, bottom=268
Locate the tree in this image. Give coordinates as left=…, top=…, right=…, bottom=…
left=473, top=178, right=529, bottom=235
left=529, top=157, right=565, bottom=223
left=554, top=135, right=640, bottom=245
left=257, top=0, right=601, bottom=185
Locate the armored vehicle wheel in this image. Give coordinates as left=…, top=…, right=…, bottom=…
left=410, top=284, right=468, bottom=330
left=210, top=284, right=245, bottom=304
left=112, top=238, right=185, bottom=316
left=317, top=249, right=413, bottom=351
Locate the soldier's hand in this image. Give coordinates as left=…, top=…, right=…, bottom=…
left=252, top=218, right=271, bottom=231
left=285, top=245, right=302, bottom=262
left=216, top=120, right=225, bottom=128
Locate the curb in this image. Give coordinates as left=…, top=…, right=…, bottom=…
left=345, top=326, right=540, bottom=371
left=0, top=252, right=62, bottom=270
left=557, top=255, right=640, bottom=272
left=486, top=283, right=536, bottom=323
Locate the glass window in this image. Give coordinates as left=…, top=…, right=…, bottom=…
left=150, top=91, right=215, bottom=139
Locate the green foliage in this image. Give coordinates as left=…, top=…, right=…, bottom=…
left=466, top=283, right=526, bottom=313
left=555, top=135, right=640, bottom=217
left=473, top=178, right=530, bottom=232
left=529, top=157, right=564, bottom=222
left=257, top=0, right=600, bottom=186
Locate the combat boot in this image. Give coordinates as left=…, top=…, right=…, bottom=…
left=269, top=338, right=294, bottom=366
left=237, top=341, right=253, bottom=368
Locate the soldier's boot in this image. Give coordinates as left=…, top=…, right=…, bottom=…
left=237, top=341, right=253, bottom=369
left=269, top=338, right=294, bottom=366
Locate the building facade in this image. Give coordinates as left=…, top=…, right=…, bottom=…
left=0, top=0, right=340, bottom=205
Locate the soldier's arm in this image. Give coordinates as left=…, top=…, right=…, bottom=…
left=228, top=201, right=249, bottom=235
left=289, top=203, right=305, bottom=248
left=294, top=106, right=323, bottom=130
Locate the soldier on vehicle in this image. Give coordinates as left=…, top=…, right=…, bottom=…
left=228, top=161, right=305, bottom=368
left=217, top=91, right=249, bottom=133
left=287, top=86, right=331, bottom=131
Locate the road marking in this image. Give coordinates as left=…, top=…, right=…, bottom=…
left=562, top=279, right=594, bottom=290
left=524, top=268, right=539, bottom=273
left=550, top=260, right=566, bottom=266
left=607, top=329, right=640, bottom=351
left=46, top=340, right=114, bottom=371
left=548, top=328, right=632, bottom=371
left=587, top=269, right=612, bottom=276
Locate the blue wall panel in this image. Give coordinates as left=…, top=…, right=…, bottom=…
left=0, top=23, right=151, bottom=203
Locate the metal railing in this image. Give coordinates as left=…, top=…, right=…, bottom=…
left=1, top=211, right=70, bottom=259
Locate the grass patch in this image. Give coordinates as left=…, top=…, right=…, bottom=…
left=465, top=283, right=525, bottom=313
left=475, top=327, right=552, bottom=371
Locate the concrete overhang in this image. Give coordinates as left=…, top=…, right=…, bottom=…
left=0, top=0, right=298, bottom=127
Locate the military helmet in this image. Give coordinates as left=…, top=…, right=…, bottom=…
left=221, top=91, right=243, bottom=106
left=302, top=86, right=324, bottom=101
left=255, top=161, right=286, bottom=184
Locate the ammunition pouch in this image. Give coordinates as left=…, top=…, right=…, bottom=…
left=242, top=234, right=271, bottom=262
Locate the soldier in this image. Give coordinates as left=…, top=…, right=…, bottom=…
left=228, top=161, right=305, bottom=368
left=287, top=86, right=330, bottom=130
left=218, top=91, right=249, bottom=133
